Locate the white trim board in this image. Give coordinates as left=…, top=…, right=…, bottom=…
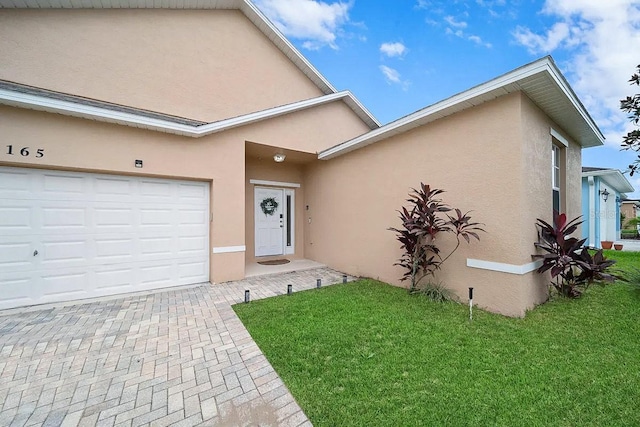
left=550, top=128, right=569, bottom=147
left=249, top=179, right=301, bottom=188
left=466, top=259, right=543, bottom=275
left=0, top=88, right=377, bottom=137
left=213, top=245, right=246, bottom=254
left=319, top=56, right=604, bottom=160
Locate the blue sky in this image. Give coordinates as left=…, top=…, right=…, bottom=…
left=253, top=0, right=640, bottom=198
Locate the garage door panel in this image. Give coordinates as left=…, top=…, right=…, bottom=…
left=179, top=209, right=207, bottom=225
left=94, top=267, right=135, bottom=292
left=179, top=182, right=208, bottom=201
left=178, top=261, right=208, bottom=280
left=95, top=237, right=135, bottom=261
left=40, top=239, right=89, bottom=267
left=0, top=275, right=34, bottom=308
left=139, top=180, right=174, bottom=199
left=139, top=264, right=173, bottom=287
left=0, top=169, right=31, bottom=196
left=179, top=236, right=207, bottom=254
left=42, top=173, right=86, bottom=197
left=94, top=207, right=135, bottom=228
left=94, top=176, right=134, bottom=198
left=0, top=166, right=210, bottom=310
left=140, top=208, right=174, bottom=226
left=0, top=205, right=32, bottom=231
left=140, top=237, right=174, bottom=256
left=0, top=242, right=34, bottom=271
left=40, top=271, right=89, bottom=298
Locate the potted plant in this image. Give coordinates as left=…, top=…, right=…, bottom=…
left=614, top=243, right=624, bottom=250
left=601, top=240, right=613, bottom=249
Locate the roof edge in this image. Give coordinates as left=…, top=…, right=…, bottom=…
left=0, top=84, right=374, bottom=136
left=582, top=169, right=635, bottom=193
left=319, top=56, right=605, bottom=160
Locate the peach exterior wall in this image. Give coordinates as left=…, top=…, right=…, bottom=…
left=0, top=105, right=246, bottom=283
left=304, top=92, right=582, bottom=317
left=0, top=93, right=370, bottom=281
left=0, top=9, right=324, bottom=123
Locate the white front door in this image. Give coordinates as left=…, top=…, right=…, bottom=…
left=255, top=187, right=284, bottom=257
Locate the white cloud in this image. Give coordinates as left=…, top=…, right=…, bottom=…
left=512, top=22, right=571, bottom=53
left=254, top=0, right=353, bottom=50
left=380, top=42, right=408, bottom=58
left=468, top=35, right=493, bottom=48
left=512, top=0, right=640, bottom=155
left=379, top=65, right=411, bottom=90
left=444, top=15, right=468, bottom=28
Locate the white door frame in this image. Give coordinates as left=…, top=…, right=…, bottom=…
left=254, top=185, right=295, bottom=257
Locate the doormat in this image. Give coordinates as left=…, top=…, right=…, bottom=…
left=257, top=259, right=291, bottom=266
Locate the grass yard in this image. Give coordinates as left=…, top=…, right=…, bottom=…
left=234, top=251, right=640, bottom=426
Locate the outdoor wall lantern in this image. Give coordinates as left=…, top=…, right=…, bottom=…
left=600, top=189, right=610, bottom=202
left=273, top=154, right=286, bottom=163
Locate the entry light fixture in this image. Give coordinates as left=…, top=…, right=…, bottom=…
left=273, top=153, right=286, bottom=163
left=600, top=189, right=610, bottom=203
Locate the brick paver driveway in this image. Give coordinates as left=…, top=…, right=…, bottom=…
left=0, top=268, right=353, bottom=427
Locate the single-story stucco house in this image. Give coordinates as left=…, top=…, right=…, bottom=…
left=581, top=167, right=635, bottom=247
left=0, top=1, right=605, bottom=316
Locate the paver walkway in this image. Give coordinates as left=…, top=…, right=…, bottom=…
left=0, top=268, right=355, bottom=427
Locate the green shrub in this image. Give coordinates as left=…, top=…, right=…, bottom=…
left=411, top=281, right=455, bottom=302
left=622, top=230, right=638, bottom=239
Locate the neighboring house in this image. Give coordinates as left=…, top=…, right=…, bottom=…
left=581, top=168, right=635, bottom=247
left=621, top=199, right=640, bottom=231
left=0, top=1, right=604, bottom=316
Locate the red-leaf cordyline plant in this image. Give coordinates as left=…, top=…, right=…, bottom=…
left=388, top=183, right=484, bottom=292
left=534, top=212, right=617, bottom=298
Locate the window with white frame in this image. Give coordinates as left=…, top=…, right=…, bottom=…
left=552, top=145, right=561, bottom=213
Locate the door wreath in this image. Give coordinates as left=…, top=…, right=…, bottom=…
left=260, top=197, right=279, bottom=216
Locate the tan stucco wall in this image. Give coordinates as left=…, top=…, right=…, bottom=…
left=0, top=105, right=246, bottom=283
left=304, top=92, right=582, bottom=317
left=520, top=94, right=582, bottom=310
left=236, top=101, right=371, bottom=154
left=0, top=9, right=324, bottom=122
left=245, top=158, right=306, bottom=263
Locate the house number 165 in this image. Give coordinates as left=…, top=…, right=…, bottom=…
left=6, top=145, right=44, bottom=158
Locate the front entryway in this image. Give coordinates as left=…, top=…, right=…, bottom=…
left=254, top=186, right=294, bottom=257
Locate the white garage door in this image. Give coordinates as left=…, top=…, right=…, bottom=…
left=0, top=166, right=210, bottom=310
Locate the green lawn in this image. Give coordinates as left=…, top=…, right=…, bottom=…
left=234, top=251, right=640, bottom=426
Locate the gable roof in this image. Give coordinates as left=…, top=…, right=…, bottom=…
left=319, top=56, right=604, bottom=160
left=0, top=80, right=376, bottom=136
left=582, top=167, right=635, bottom=194
left=0, top=0, right=380, bottom=130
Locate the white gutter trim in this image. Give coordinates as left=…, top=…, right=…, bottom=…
left=0, top=89, right=358, bottom=137
left=466, top=259, right=543, bottom=275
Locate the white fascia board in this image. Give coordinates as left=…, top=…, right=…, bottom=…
left=0, top=88, right=358, bottom=137
left=319, top=57, right=604, bottom=160
left=239, top=0, right=336, bottom=95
